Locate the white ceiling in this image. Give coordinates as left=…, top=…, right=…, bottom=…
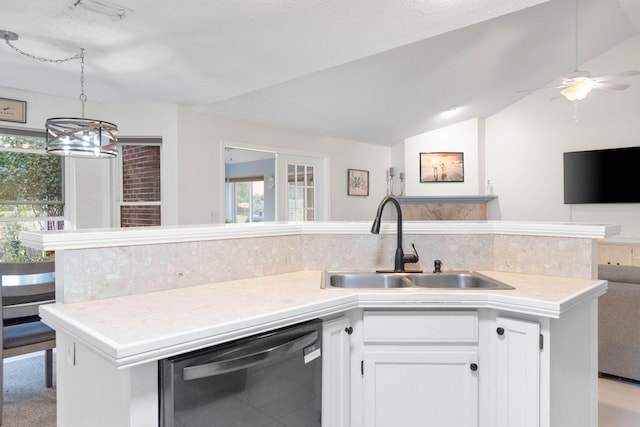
left=1, top=0, right=639, bottom=145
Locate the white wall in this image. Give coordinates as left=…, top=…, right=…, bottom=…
left=403, top=117, right=482, bottom=196
left=175, top=106, right=391, bottom=224
left=485, top=35, right=640, bottom=238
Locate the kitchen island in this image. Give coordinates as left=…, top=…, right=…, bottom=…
left=42, top=270, right=605, bottom=427
left=24, top=221, right=616, bottom=427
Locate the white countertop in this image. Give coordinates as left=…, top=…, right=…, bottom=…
left=40, top=270, right=607, bottom=369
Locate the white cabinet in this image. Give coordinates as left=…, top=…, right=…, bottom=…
left=598, top=242, right=640, bottom=266
left=359, top=311, right=479, bottom=427
left=495, top=316, right=541, bottom=427
left=322, top=316, right=352, bottom=427
left=363, top=350, right=478, bottom=427
left=490, top=302, right=598, bottom=427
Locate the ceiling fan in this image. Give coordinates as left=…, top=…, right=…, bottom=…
left=551, top=69, right=640, bottom=101
left=520, top=0, right=640, bottom=102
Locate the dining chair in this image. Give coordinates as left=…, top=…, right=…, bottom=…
left=0, top=261, right=56, bottom=425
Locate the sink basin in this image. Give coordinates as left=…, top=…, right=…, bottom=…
left=327, top=272, right=414, bottom=289
left=323, top=271, right=514, bottom=290
left=406, top=272, right=514, bottom=289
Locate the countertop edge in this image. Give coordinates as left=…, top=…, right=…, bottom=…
left=40, top=273, right=607, bottom=369
left=22, top=221, right=620, bottom=251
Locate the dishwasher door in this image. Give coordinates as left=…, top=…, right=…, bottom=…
left=159, top=320, right=322, bottom=427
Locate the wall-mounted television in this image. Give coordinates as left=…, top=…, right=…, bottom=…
left=563, top=146, right=640, bottom=204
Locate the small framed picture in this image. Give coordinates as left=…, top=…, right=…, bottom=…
left=347, top=169, right=369, bottom=196
left=0, top=98, right=27, bottom=123
left=420, top=152, right=464, bottom=183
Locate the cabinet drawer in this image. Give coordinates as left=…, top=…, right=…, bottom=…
left=363, top=311, right=478, bottom=343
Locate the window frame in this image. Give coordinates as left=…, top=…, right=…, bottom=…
left=113, top=137, right=163, bottom=227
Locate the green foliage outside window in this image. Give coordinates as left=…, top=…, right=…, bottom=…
left=0, top=135, right=63, bottom=261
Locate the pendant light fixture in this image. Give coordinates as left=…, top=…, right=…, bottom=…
left=2, top=30, right=118, bottom=158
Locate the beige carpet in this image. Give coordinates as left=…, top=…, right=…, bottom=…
left=2, top=352, right=56, bottom=427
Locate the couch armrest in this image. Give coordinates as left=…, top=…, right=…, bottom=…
left=598, top=264, right=640, bottom=285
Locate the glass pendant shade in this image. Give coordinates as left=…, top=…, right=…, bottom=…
left=45, top=117, right=118, bottom=158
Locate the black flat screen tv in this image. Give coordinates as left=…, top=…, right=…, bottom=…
left=563, top=146, right=640, bottom=204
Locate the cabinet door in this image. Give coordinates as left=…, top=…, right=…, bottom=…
left=495, top=316, right=540, bottom=427
left=322, top=317, right=352, bottom=427
left=363, top=350, right=478, bottom=427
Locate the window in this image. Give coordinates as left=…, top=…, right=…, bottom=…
left=116, top=140, right=162, bottom=227
left=276, top=153, right=324, bottom=222
left=0, top=129, right=64, bottom=260
left=226, top=177, right=264, bottom=223
left=287, top=163, right=315, bottom=221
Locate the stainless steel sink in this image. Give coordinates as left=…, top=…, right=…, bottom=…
left=327, top=272, right=414, bottom=289
left=322, top=271, right=514, bottom=290
left=406, top=272, right=514, bottom=289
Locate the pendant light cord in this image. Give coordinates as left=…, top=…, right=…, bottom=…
left=79, top=49, right=86, bottom=118
left=574, top=0, right=578, bottom=71
left=2, top=30, right=118, bottom=158
left=3, top=35, right=86, bottom=117
left=3, top=36, right=82, bottom=63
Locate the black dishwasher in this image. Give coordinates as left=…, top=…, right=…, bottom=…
left=159, top=320, right=322, bottom=427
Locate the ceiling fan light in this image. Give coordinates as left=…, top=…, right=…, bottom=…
left=561, top=78, right=594, bottom=101
left=45, top=117, right=118, bottom=158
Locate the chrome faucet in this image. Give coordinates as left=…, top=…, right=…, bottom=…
left=371, top=196, right=420, bottom=273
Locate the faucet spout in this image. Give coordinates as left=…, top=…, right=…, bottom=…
left=371, top=196, right=420, bottom=273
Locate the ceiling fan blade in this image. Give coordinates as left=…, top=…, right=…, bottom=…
left=593, top=82, right=631, bottom=90
left=515, top=83, right=563, bottom=94
left=515, top=88, right=539, bottom=94
left=593, top=70, right=640, bottom=83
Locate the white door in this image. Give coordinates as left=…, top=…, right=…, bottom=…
left=363, top=350, right=479, bottom=427
left=276, top=154, right=327, bottom=221
left=322, top=316, right=352, bottom=427
left=495, top=316, right=541, bottom=427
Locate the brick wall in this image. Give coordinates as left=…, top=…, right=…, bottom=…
left=120, top=205, right=161, bottom=227
left=121, top=145, right=161, bottom=227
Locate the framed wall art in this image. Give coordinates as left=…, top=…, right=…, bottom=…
left=420, top=152, right=464, bottom=183
left=347, top=168, right=369, bottom=196
left=0, top=97, right=27, bottom=123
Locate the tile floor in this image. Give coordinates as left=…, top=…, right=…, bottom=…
left=599, top=376, right=640, bottom=427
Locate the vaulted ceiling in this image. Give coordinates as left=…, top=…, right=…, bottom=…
left=1, top=0, right=639, bottom=145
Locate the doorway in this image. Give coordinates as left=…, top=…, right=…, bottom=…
left=223, top=145, right=327, bottom=223
left=224, top=147, right=275, bottom=223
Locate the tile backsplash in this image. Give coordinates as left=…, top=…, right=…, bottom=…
left=58, top=233, right=595, bottom=303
